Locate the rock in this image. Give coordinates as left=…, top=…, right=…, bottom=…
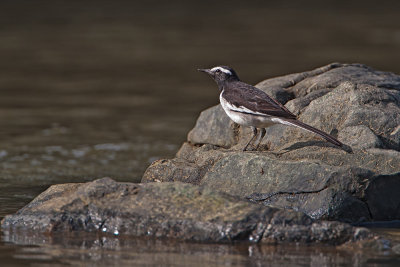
left=262, top=220, right=371, bottom=245
left=285, top=88, right=331, bottom=116
left=338, top=125, right=383, bottom=149
left=143, top=63, right=400, bottom=223
left=187, top=105, right=238, bottom=148
left=289, top=64, right=400, bottom=97
left=365, top=173, right=400, bottom=221
left=142, top=158, right=205, bottom=184
left=188, top=63, right=400, bottom=151
left=254, top=62, right=343, bottom=105
left=261, top=81, right=400, bottom=151
left=1, top=178, right=383, bottom=245
left=145, top=144, right=400, bottom=223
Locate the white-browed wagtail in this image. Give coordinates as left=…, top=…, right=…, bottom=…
left=198, top=66, right=343, bottom=151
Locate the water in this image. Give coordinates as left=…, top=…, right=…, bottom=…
left=1, top=231, right=400, bottom=266
left=1, top=0, right=400, bottom=265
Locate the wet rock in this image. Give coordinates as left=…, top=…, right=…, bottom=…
left=1, top=178, right=381, bottom=245
left=143, top=63, right=400, bottom=223
left=262, top=220, right=371, bottom=245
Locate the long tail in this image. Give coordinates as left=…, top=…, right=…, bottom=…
left=283, top=119, right=343, bottom=147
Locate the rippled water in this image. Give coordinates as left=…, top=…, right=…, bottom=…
left=1, top=0, right=400, bottom=265
left=1, top=230, right=400, bottom=267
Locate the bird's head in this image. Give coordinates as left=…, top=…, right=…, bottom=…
left=198, top=66, right=240, bottom=85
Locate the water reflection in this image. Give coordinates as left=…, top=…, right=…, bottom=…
left=2, top=230, right=400, bottom=267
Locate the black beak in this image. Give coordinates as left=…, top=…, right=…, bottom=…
left=198, top=68, right=213, bottom=75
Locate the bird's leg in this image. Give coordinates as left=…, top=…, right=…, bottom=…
left=255, top=128, right=266, bottom=150
left=243, top=127, right=258, bottom=151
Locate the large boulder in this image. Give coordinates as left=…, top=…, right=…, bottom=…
left=3, top=63, right=399, bottom=248
left=187, top=63, right=400, bottom=151
left=0, top=178, right=384, bottom=246
left=143, top=63, right=400, bottom=223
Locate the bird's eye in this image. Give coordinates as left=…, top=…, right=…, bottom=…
left=215, top=69, right=221, bottom=73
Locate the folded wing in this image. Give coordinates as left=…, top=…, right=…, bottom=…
left=222, top=82, right=297, bottom=119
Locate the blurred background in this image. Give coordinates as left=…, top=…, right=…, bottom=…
left=0, top=0, right=400, bottom=215
left=1, top=1, right=400, bottom=265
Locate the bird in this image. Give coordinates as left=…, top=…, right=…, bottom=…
left=198, top=66, right=343, bottom=151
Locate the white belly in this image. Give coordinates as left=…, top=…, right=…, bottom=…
left=219, top=92, right=277, bottom=128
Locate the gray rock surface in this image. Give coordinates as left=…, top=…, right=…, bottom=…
left=1, top=178, right=384, bottom=246
left=187, top=105, right=238, bottom=149
left=189, top=63, right=400, bottom=151
left=338, top=125, right=383, bottom=149
left=143, top=63, right=400, bottom=223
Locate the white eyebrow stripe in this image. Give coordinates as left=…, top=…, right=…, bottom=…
left=211, top=67, right=232, bottom=75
